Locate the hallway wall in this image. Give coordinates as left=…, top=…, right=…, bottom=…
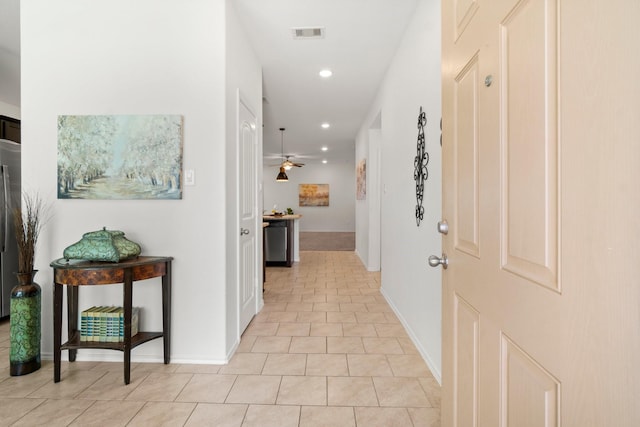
left=0, top=100, right=20, bottom=119
left=356, top=0, right=442, bottom=380
left=263, top=159, right=355, bottom=232
left=21, top=0, right=261, bottom=364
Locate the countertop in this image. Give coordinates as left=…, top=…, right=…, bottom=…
left=263, top=214, right=303, bottom=220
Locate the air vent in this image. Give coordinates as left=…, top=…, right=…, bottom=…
left=292, top=27, right=325, bottom=39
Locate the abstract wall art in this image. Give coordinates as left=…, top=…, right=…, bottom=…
left=299, top=184, right=329, bottom=207
left=57, top=115, right=183, bottom=200
left=356, top=159, right=366, bottom=200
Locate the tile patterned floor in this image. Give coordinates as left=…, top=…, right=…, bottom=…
left=0, top=251, right=440, bottom=426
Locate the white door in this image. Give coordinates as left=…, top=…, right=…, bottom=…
left=441, top=0, right=640, bottom=425
left=238, top=97, right=259, bottom=334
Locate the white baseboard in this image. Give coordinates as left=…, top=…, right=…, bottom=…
left=380, top=287, right=442, bottom=385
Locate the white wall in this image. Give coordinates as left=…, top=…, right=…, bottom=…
left=22, top=0, right=260, bottom=364
left=356, top=0, right=442, bottom=380
left=0, top=49, right=20, bottom=109
left=355, top=138, right=369, bottom=262
left=355, top=119, right=382, bottom=271
left=224, top=0, right=263, bottom=356
left=0, top=100, right=20, bottom=119
left=263, top=160, right=355, bottom=232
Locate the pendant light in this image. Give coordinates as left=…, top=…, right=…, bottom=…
left=276, top=127, right=289, bottom=181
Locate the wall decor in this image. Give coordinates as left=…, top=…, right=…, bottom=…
left=356, top=159, right=366, bottom=200
left=299, top=184, right=329, bottom=207
left=57, top=115, right=183, bottom=199
left=414, top=106, right=429, bottom=226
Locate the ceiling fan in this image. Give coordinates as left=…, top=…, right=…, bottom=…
left=271, top=128, right=305, bottom=170
left=281, top=155, right=305, bottom=170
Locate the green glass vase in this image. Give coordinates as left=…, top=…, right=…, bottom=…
left=10, top=271, right=41, bottom=376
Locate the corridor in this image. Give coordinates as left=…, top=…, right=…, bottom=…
left=0, top=251, right=440, bottom=426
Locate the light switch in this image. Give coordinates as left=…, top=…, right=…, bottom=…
left=185, top=169, right=195, bottom=186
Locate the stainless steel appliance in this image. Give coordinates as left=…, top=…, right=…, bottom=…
left=264, top=220, right=287, bottom=262
left=0, top=139, right=21, bottom=318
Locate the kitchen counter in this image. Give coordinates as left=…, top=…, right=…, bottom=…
left=262, top=214, right=302, bottom=220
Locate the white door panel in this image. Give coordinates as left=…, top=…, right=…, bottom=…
left=239, top=97, right=259, bottom=335
left=442, top=0, right=640, bottom=425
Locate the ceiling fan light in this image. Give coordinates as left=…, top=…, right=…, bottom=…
left=283, top=164, right=293, bottom=170
left=276, top=167, right=289, bottom=181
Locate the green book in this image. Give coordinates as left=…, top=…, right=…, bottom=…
left=80, top=306, right=96, bottom=341
left=98, top=306, right=112, bottom=342
left=87, top=306, right=100, bottom=341
left=106, top=306, right=120, bottom=342
left=91, top=306, right=108, bottom=342
left=118, top=307, right=124, bottom=341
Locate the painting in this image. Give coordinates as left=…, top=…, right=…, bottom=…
left=356, top=159, right=366, bottom=200
left=299, top=184, right=329, bottom=207
left=57, top=115, right=183, bottom=199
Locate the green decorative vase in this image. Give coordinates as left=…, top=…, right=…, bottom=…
left=10, top=271, right=41, bottom=376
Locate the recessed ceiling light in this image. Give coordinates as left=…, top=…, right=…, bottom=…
left=319, top=69, right=333, bottom=78
left=321, top=146, right=328, bottom=151
left=321, top=123, right=330, bottom=129
left=322, top=160, right=328, bottom=164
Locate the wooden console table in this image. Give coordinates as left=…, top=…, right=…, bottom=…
left=51, top=256, right=173, bottom=385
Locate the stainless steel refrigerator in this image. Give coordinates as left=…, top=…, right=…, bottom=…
left=0, top=139, right=21, bottom=318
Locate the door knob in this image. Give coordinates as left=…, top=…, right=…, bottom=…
left=437, top=220, right=449, bottom=235
left=428, top=254, right=448, bottom=269
left=240, top=228, right=250, bottom=236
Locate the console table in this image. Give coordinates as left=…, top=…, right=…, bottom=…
left=51, top=256, right=173, bottom=385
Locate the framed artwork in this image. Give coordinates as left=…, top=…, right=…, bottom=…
left=299, top=184, right=329, bottom=207
left=57, top=114, right=183, bottom=199
left=356, top=159, right=366, bottom=200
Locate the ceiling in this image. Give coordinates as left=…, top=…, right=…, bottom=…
left=0, top=0, right=420, bottom=167
left=234, top=0, right=419, bottom=167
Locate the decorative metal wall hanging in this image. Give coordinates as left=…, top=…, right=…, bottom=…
left=414, top=107, right=429, bottom=226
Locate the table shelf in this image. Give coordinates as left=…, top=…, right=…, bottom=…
left=51, top=256, right=172, bottom=385
left=61, top=331, right=164, bottom=352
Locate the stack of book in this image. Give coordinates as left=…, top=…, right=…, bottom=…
left=80, top=306, right=139, bottom=342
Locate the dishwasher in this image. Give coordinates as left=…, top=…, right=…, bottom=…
left=264, top=220, right=287, bottom=262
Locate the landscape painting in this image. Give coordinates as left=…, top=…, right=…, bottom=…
left=299, top=184, right=329, bottom=207
left=356, top=159, right=366, bottom=200
left=57, top=115, right=183, bottom=199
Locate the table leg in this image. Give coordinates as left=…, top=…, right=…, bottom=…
left=53, top=282, right=63, bottom=383
left=66, top=286, right=78, bottom=362
left=162, top=261, right=172, bottom=364
left=123, top=268, right=133, bottom=385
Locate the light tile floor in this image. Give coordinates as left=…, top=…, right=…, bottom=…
left=0, top=251, right=440, bottom=426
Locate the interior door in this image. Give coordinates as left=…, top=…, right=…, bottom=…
left=441, top=0, right=640, bottom=425
left=238, top=97, right=259, bottom=334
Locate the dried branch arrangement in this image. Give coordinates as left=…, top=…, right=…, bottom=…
left=13, top=193, right=49, bottom=273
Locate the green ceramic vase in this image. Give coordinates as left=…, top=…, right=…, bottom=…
left=10, top=271, right=41, bottom=376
